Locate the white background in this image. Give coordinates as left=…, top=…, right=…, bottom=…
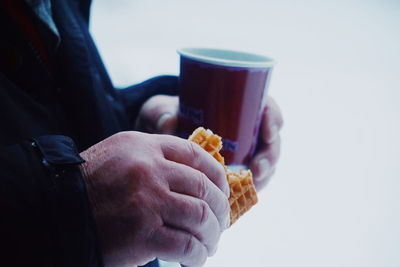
left=90, top=0, right=400, bottom=266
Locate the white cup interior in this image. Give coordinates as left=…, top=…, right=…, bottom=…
left=178, top=47, right=275, bottom=68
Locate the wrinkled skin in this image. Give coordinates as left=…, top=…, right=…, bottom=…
left=80, top=94, right=282, bottom=267
left=80, top=132, right=230, bottom=267
left=137, top=95, right=283, bottom=191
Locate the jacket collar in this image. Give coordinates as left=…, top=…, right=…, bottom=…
left=24, top=0, right=60, bottom=44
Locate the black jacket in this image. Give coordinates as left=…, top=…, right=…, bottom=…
left=0, top=0, right=178, bottom=266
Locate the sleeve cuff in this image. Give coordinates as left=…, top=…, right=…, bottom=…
left=29, top=135, right=103, bottom=266
left=32, top=135, right=84, bottom=165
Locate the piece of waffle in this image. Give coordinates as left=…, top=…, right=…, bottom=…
left=227, top=169, right=258, bottom=224
left=188, top=127, right=258, bottom=225
left=188, top=127, right=225, bottom=167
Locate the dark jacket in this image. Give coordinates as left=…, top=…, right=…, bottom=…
left=0, top=0, right=178, bottom=266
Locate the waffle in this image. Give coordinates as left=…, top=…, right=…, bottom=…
left=227, top=169, right=258, bottom=224
left=188, top=127, right=225, bottom=167
left=188, top=127, right=258, bottom=225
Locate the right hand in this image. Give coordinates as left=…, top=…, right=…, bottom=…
left=80, top=131, right=230, bottom=267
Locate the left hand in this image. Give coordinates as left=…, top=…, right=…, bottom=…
left=136, top=95, right=283, bottom=191
left=249, top=96, right=283, bottom=191
left=135, top=95, right=179, bottom=134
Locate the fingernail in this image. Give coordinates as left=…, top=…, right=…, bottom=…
left=156, top=113, right=173, bottom=132
left=268, top=125, right=279, bottom=144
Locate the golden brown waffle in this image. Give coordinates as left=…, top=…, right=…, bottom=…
left=227, top=169, right=258, bottom=224
left=188, top=127, right=225, bottom=167
left=188, top=127, right=258, bottom=225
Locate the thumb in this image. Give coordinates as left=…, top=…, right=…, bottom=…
left=155, top=110, right=178, bottom=134
left=136, top=95, right=179, bottom=134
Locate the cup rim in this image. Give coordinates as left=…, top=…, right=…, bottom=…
left=177, top=47, right=275, bottom=68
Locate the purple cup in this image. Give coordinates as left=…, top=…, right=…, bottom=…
left=177, top=48, right=275, bottom=167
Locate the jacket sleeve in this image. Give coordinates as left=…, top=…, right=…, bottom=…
left=0, top=135, right=102, bottom=267
left=117, top=75, right=179, bottom=128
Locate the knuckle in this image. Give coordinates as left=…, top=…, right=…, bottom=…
left=187, top=141, right=201, bottom=164
left=195, top=171, right=208, bottom=200
left=183, top=235, right=196, bottom=256
left=114, top=131, right=131, bottom=140
left=177, top=198, right=194, bottom=217
left=131, top=156, right=163, bottom=179
left=197, top=200, right=209, bottom=225
left=180, top=199, right=209, bottom=226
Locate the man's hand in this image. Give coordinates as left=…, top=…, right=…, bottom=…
left=135, top=95, right=179, bottom=134
left=136, top=94, right=283, bottom=191
left=249, top=97, right=283, bottom=191
left=80, top=131, right=230, bottom=267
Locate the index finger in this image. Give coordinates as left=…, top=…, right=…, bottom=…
left=164, top=160, right=230, bottom=230
left=159, top=135, right=229, bottom=197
